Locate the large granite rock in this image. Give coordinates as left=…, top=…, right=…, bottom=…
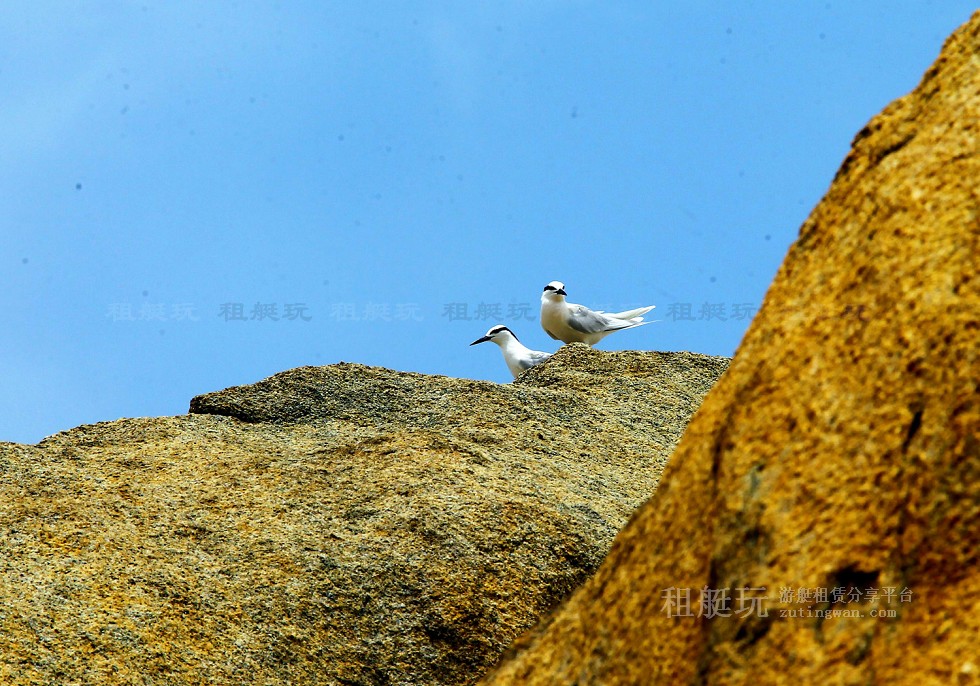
left=481, top=11, right=980, bottom=686
left=0, top=346, right=727, bottom=685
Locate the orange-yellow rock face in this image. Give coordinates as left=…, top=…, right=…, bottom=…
left=482, top=11, right=980, bottom=686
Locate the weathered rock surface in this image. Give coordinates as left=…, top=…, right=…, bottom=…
left=0, top=346, right=727, bottom=685
left=481, top=12, right=980, bottom=686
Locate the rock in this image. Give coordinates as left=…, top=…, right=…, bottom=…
left=481, top=12, right=980, bottom=686
left=0, top=346, right=728, bottom=685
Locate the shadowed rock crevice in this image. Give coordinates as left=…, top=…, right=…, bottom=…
left=901, top=406, right=924, bottom=453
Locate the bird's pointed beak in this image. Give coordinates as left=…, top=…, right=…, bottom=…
left=556, top=288, right=567, bottom=296
left=470, top=336, right=491, bottom=346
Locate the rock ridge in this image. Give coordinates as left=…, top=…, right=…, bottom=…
left=0, top=346, right=728, bottom=685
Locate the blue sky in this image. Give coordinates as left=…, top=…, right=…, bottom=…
left=2, top=3, right=974, bottom=444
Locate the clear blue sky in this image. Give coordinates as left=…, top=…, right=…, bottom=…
left=2, top=3, right=974, bottom=444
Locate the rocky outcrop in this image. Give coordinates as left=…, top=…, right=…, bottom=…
left=481, top=12, right=980, bottom=686
left=0, top=347, right=727, bottom=685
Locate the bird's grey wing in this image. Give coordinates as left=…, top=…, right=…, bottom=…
left=567, top=305, right=630, bottom=334
left=518, top=350, right=552, bottom=370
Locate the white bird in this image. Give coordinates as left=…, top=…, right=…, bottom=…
left=540, top=280, right=655, bottom=346
left=470, top=325, right=552, bottom=379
